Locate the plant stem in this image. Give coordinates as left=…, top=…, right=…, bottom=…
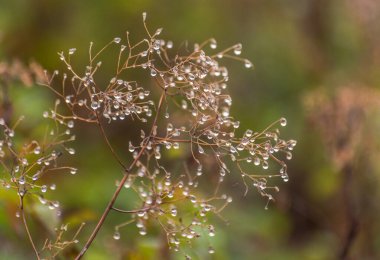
left=75, top=92, right=165, bottom=259
left=339, top=164, right=359, bottom=259
left=20, top=197, right=40, bottom=260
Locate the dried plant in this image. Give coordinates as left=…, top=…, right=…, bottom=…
left=303, top=85, right=380, bottom=259
left=304, top=85, right=380, bottom=170
left=0, top=85, right=83, bottom=258
left=1, top=13, right=296, bottom=259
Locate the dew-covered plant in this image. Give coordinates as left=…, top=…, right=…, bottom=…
left=0, top=60, right=84, bottom=259
left=1, top=13, right=296, bottom=259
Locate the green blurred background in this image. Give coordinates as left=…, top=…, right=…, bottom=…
left=1, top=0, right=380, bottom=259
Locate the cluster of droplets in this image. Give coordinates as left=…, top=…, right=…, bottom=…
left=55, top=47, right=156, bottom=125
left=0, top=115, right=77, bottom=218
left=90, top=83, right=154, bottom=123
left=112, top=161, right=233, bottom=255
left=45, top=12, right=296, bottom=257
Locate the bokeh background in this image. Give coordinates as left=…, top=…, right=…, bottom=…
left=1, top=0, right=380, bottom=259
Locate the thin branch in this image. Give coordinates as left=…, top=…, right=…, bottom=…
left=95, top=112, right=127, bottom=170
left=75, top=92, right=166, bottom=259
left=20, top=197, right=40, bottom=260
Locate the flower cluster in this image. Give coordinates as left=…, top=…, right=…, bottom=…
left=0, top=98, right=83, bottom=258
left=41, top=13, right=296, bottom=258
left=0, top=112, right=76, bottom=215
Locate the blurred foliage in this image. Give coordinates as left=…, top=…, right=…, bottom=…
left=1, top=0, right=380, bottom=259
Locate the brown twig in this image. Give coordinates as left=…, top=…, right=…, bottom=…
left=75, top=92, right=165, bottom=259
left=20, top=196, right=41, bottom=260
left=339, top=164, right=359, bottom=260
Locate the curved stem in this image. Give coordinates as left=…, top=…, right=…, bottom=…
left=95, top=112, right=127, bottom=170
left=20, top=197, right=40, bottom=260
left=111, top=206, right=153, bottom=214
left=75, top=92, right=165, bottom=259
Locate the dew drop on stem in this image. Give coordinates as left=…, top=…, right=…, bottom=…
left=244, top=59, right=253, bottom=68
left=210, top=38, right=217, bottom=49
left=113, top=230, right=121, bottom=240
left=280, top=117, right=287, bottom=127
left=68, top=48, right=76, bottom=55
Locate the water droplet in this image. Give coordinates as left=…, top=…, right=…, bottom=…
left=70, top=168, right=77, bottom=175
left=244, top=59, right=253, bottom=68
left=244, top=129, right=253, bottom=137
left=41, top=185, right=47, bottom=193
left=22, top=158, right=28, bottom=166
left=286, top=151, right=292, bottom=160
left=166, top=123, right=173, bottom=132
left=170, top=207, right=177, bottom=217
left=198, top=145, right=205, bottom=154
left=113, top=37, right=121, bottom=44
left=139, top=229, right=147, bottom=236
left=262, top=161, right=269, bottom=170
left=18, top=177, right=25, bottom=185
left=288, top=139, right=297, bottom=149
left=210, top=38, right=217, bottom=49
left=15, top=211, right=20, bottom=218
left=166, top=41, right=173, bottom=49
left=173, top=142, right=179, bottom=149
left=65, top=95, right=72, bottom=103
left=150, top=69, right=157, bottom=77
left=181, top=100, right=188, bottom=109
left=53, top=201, right=60, bottom=208
left=69, top=48, right=76, bottom=55
left=67, top=120, right=74, bottom=128
left=128, top=142, right=135, bottom=152
left=208, top=246, right=215, bottom=254
left=155, top=28, right=163, bottom=35
left=91, top=101, right=99, bottom=110
left=153, top=39, right=160, bottom=50
left=38, top=196, right=47, bottom=204
left=254, top=157, right=260, bottom=166
left=281, top=173, right=289, bottom=182
left=33, top=146, right=41, bottom=155
left=233, top=43, right=242, bottom=55
left=113, top=230, right=121, bottom=240
left=280, top=117, right=287, bottom=127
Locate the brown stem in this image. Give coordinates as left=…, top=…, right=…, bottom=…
left=95, top=112, right=127, bottom=170
left=339, top=164, right=359, bottom=260
left=20, top=196, right=40, bottom=260
left=75, top=92, right=165, bottom=259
